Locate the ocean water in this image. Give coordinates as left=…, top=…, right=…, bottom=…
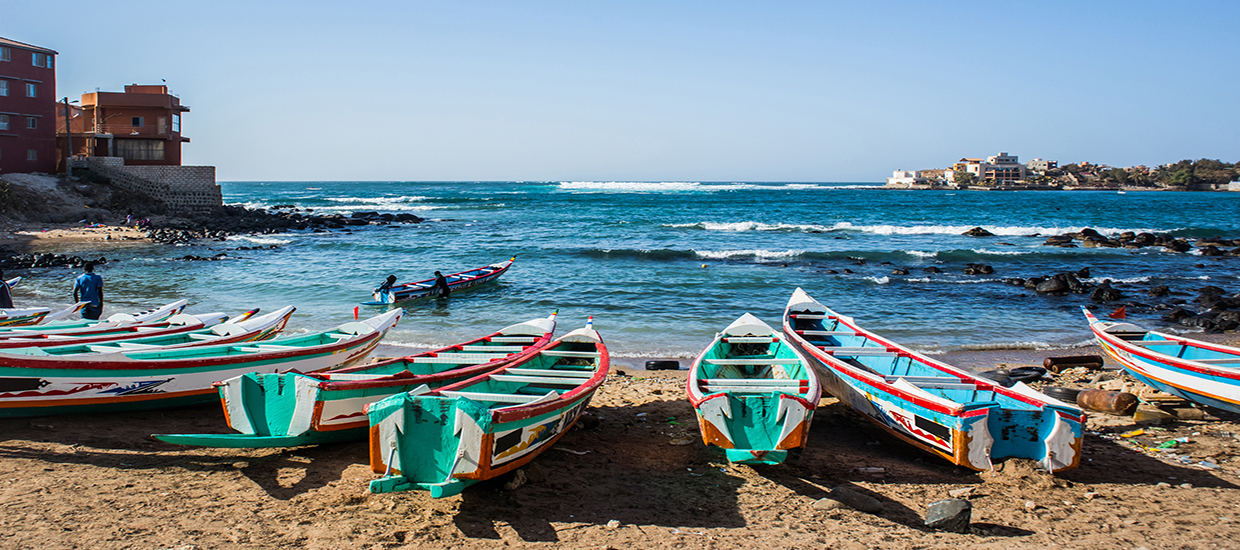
left=13, top=182, right=1240, bottom=360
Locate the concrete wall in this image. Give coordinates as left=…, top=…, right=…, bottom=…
left=71, top=156, right=221, bottom=213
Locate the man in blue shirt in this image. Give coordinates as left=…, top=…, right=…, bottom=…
left=73, top=262, right=104, bottom=320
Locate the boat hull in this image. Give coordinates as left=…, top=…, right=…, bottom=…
left=364, top=258, right=514, bottom=305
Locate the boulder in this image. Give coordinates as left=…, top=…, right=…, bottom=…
left=1148, top=285, right=1170, bottom=297
left=1036, top=277, right=1069, bottom=294
left=891, top=268, right=909, bottom=275
left=922, top=266, right=941, bottom=274
left=1164, top=240, right=1192, bottom=253
left=964, top=263, right=994, bottom=275
left=1075, top=267, right=1091, bottom=279
left=1090, top=282, right=1124, bottom=302
left=1043, top=235, right=1073, bottom=246
left=962, top=227, right=995, bottom=237
left=924, top=498, right=972, bottom=533
left=1162, top=307, right=1194, bottom=322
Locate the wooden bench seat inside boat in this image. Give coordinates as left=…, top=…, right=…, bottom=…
left=489, top=336, right=538, bottom=343
left=816, top=346, right=896, bottom=357
left=460, top=345, right=527, bottom=352
left=723, top=337, right=775, bottom=343
left=505, top=368, right=593, bottom=378
left=439, top=391, right=548, bottom=404
left=540, top=350, right=601, bottom=358
left=490, top=374, right=585, bottom=385
left=703, top=358, right=800, bottom=365
left=411, top=353, right=510, bottom=363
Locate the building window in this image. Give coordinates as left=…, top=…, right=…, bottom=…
left=26, top=149, right=37, bottom=161
left=131, top=116, right=144, bottom=128
left=172, top=114, right=181, bottom=133
left=25, top=83, right=35, bottom=97
left=32, top=52, right=50, bottom=68
left=26, top=117, right=37, bottom=129
left=0, top=80, right=6, bottom=96
left=116, top=139, right=165, bottom=161
left=0, top=115, right=8, bottom=131
left=0, top=47, right=9, bottom=62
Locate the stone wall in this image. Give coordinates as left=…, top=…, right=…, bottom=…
left=70, top=157, right=222, bottom=213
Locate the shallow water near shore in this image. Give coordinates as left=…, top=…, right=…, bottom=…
left=10, top=181, right=1240, bottom=360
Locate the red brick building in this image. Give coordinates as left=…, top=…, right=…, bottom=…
left=0, top=37, right=58, bottom=174
left=60, top=84, right=190, bottom=167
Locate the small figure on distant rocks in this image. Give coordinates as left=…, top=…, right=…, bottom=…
left=0, top=269, right=13, bottom=308
left=433, top=271, right=451, bottom=299
left=73, top=262, right=104, bottom=320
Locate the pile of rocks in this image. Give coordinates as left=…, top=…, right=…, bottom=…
left=1041, top=228, right=1240, bottom=255
left=147, top=206, right=426, bottom=244
left=0, top=252, right=107, bottom=270
left=1161, top=285, right=1240, bottom=332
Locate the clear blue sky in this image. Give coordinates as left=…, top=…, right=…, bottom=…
left=8, top=1, right=1239, bottom=181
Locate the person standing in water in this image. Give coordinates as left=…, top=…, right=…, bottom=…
left=73, top=262, right=104, bottom=320
left=0, top=269, right=13, bottom=308
left=433, top=271, right=451, bottom=299
left=375, top=274, right=398, bottom=303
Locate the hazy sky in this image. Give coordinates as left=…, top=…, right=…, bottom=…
left=8, top=1, right=1239, bottom=181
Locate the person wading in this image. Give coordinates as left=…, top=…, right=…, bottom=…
left=73, top=262, right=104, bottom=320
left=433, top=271, right=451, bottom=299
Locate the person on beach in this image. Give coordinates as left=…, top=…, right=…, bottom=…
left=433, top=271, right=451, bottom=299
left=73, top=262, right=104, bottom=320
left=0, top=269, right=13, bottom=308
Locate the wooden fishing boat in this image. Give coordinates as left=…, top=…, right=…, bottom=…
left=686, top=313, right=819, bottom=465
left=1084, top=307, right=1240, bottom=414
left=363, top=257, right=515, bottom=305
left=0, top=309, right=402, bottom=418
left=154, top=313, right=559, bottom=448
left=0, top=300, right=189, bottom=337
left=782, top=288, right=1084, bottom=472
left=4, top=277, right=19, bottom=289
left=0, top=307, right=289, bottom=353
left=367, top=318, right=607, bottom=497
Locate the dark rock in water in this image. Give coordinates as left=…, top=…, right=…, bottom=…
left=1090, top=282, right=1124, bottom=302
left=827, top=486, right=883, bottom=514
left=1149, top=285, right=1171, bottom=297
left=962, top=227, right=995, bottom=237
left=1135, top=232, right=1156, bottom=246
left=1163, top=307, right=1194, bottom=322
left=1036, top=276, right=1069, bottom=294
left=923, top=266, right=941, bottom=274
left=924, top=498, right=972, bottom=533
left=891, top=268, right=909, bottom=275
left=1165, top=240, right=1192, bottom=253
left=842, top=269, right=853, bottom=274
left=1075, top=267, right=1091, bottom=279
left=1024, top=277, right=1045, bottom=290
left=1200, top=245, right=1225, bottom=257
left=1078, top=227, right=1104, bottom=240
left=964, top=263, right=993, bottom=275
left=824, top=270, right=839, bottom=274
left=351, top=211, right=380, bottom=219
left=1003, top=277, right=1026, bottom=286
left=1043, top=235, right=1073, bottom=246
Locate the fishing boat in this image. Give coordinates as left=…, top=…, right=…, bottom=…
left=0, top=307, right=288, bottom=353
left=4, top=277, right=19, bottom=289
left=0, top=309, right=402, bottom=418
left=686, top=313, right=819, bottom=465
left=367, top=318, right=607, bottom=497
left=782, top=288, right=1084, bottom=472
left=154, top=312, right=559, bottom=448
left=0, top=300, right=187, bottom=334
left=1084, top=307, right=1240, bottom=414
left=363, top=257, right=515, bottom=305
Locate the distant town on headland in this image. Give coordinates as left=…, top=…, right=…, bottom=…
left=886, top=153, right=1240, bottom=192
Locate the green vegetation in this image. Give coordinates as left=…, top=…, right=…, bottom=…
left=953, top=171, right=977, bottom=185
left=1152, top=159, right=1237, bottom=187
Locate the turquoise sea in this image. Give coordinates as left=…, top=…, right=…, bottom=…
left=12, top=182, right=1240, bottom=360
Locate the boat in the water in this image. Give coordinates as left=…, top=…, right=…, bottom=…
left=1084, top=307, right=1240, bottom=414
left=0, top=309, right=402, bottom=418
left=0, top=307, right=289, bottom=353
left=363, top=257, right=515, bottom=305
left=0, top=300, right=188, bottom=335
left=686, top=313, right=819, bottom=465
left=367, top=318, right=607, bottom=497
left=782, top=288, right=1084, bottom=472
left=154, top=312, right=559, bottom=448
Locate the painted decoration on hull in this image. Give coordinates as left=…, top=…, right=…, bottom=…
left=491, top=397, right=590, bottom=467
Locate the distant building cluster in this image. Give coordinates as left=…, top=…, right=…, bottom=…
left=886, top=153, right=1238, bottom=191
left=886, top=152, right=1059, bottom=188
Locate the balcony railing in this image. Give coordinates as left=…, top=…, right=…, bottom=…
left=90, top=123, right=171, bottom=136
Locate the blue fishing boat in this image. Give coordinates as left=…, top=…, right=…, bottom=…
left=1085, top=307, right=1240, bottom=414
left=363, top=257, right=515, bottom=305
left=783, top=288, right=1085, bottom=472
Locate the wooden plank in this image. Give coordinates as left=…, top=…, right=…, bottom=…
left=701, top=385, right=802, bottom=393
left=505, top=368, right=593, bottom=378
left=723, top=337, right=775, bottom=343
left=489, top=336, right=538, bottom=343
left=699, top=378, right=804, bottom=386
left=798, top=330, right=858, bottom=336
left=412, top=354, right=508, bottom=364
left=703, top=358, right=800, bottom=365
left=885, top=375, right=968, bottom=385
left=1127, top=340, right=1181, bottom=347
left=788, top=314, right=831, bottom=319
left=490, top=375, right=584, bottom=385
left=440, top=391, right=549, bottom=404
left=1190, top=357, right=1240, bottom=364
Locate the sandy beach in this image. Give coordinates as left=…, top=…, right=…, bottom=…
left=5, top=221, right=1240, bottom=549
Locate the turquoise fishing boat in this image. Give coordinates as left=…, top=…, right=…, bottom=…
left=367, top=318, right=607, bottom=497
left=0, top=309, right=402, bottom=418
left=686, top=313, right=819, bottom=465
left=154, top=313, right=558, bottom=448
left=782, top=288, right=1084, bottom=472
left=0, top=307, right=288, bottom=353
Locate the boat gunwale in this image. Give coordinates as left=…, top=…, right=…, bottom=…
left=1084, top=308, right=1240, bottom=381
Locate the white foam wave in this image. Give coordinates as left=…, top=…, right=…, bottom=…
left=310, top=204, right=448, bottom=214
left=865, top=276, right=891, bottom=285
left=971, top=248, right=1034, bottom=256
left=325, top=195, right=429, bottom=204
left=558, top=181, right=756, bottom=192
left=667, top=221, right=834, bottom=232
left=906, top=277, right=1002, bottom=284
left=226, top=235, right=294, bottom=245
left=1084, top=276, right=1152, bottom=284
left=694, top=249, right=803, bottom=260
left=904, top=250, right=938, bottom=259
left=831, top=222, right=1164, bottom=237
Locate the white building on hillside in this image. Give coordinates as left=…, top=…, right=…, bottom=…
left=885, top=170, right=926, bottom=187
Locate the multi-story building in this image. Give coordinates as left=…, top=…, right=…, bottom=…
left=59, top=84, right=190, bottom=166
left=1027, top=158, right=1058, bottom=173
left=947, top=153, right=1026, bottom=184
left=0, top=37, right=57, bottom=174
